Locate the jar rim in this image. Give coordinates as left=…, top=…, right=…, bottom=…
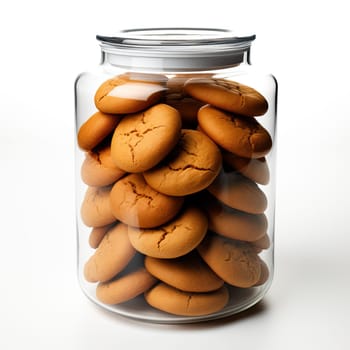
left=97, top=28, right=255, bottom=48
left=96, top=28, right=255, bottom=71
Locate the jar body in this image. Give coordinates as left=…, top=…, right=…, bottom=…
left=75, top=30, right=277, bottom=323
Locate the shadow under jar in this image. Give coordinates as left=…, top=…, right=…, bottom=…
left=75, top=28, right=278, bottom=324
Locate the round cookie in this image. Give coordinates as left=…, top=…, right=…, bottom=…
left=197, top=234, right=261, bottom=288
left=96, top=267, right=157, bottom=305
left=144, top=251, right=224, bottom=292
left=184, top=78, right=268, bottom=116
left=109, top=173, right=184, bottom=228
left=95, top=74, right=167, bottom=114
left=207, top=171, right=267, bottom=214
left=89, top=223, right=116, bottom=249
left=144, top=283, right=229, bottom=317
left=81, top=144, right=126, bottom=187
left=203, top=196, right=267, bottom=242
left=143, top=129, right=222, bottom=196
left=84, top=223, right=136, bottom=283
left=198, top=105, right=272, bottom=159
left=80, top=186, right=116, bottom=227
left=111, top=103, right=182, bottom=173
left=223, top=153, right=270, bottom=185
left=77, top=111, right=121, bottom=151
left=128, top=205, right=208, bottom=259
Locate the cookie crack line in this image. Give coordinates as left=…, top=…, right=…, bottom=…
left=128, top=181, right=154, bottom=206
left=123, top=125, right=165, bottom=150
left=157, top=224, right=180, bottom=250
left=186, top=295, right=193, bottom=311
left=168, top=164, right=214, bottom=172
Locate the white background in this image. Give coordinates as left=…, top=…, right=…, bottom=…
left=0, top=0, right=349, bottom=349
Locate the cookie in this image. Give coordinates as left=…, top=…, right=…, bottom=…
left=184, top=78, right=268, bottom=116
left=223, top=153, right=270, bottom=185
left=144, top=251, right=224, bottom=292
left=207, top=171, right=267, bottom=214
left=197, top=234, right=261, bottom=288
left=84, top=223, right=136, bottom=283
left=143, top=129, right=222, bottom=196
left=109, top=173, right=184, bottom=228
left=96, top=267, right=157, bottom=305
left=144, top=283, right=229, bottom=317
left=77, top=111, right=121, bottom=151
left=89, top=223, right=116, bottom=249
left=81, top=144, right=126, bottom=187
left=80, top=186, right=116, bottom=227
left=203, top=196, right=267, bottom=242
left=94, top=73, right=167, bottom=114
left=198, top=105, right=272, bottom=159
left=128, top=205, right=208, bottom=259
left=111, top=103, right=182, bottom=173
left=254, top=259, right=269, bottom=286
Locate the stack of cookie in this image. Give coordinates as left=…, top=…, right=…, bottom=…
left=77, top=72, right=272, bottom=317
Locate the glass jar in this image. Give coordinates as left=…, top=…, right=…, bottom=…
left=75, top=28, right=277, bottom=323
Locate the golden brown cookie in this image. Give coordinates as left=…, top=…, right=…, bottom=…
left=111, top=103, right=182, bottom=173
left=94, top=74, right=167, bottom=114
left=96, top=267, right=157, bottom=305
left=223, top=152, right=270, bottom=185
left=144, top=283, right=229, bottom=316
left=207, top=171, right=267, bottom=214
left=203, top=196, right=267, bottom=242
left=109, top=173, right=184, bottom=228
left=184, top=78, right=268, bottom=116
left=80, top=186, right=116, bottom=227
left=197, top=234, right=261, bottom=288
left=84, top=223, right=136, bottom=283
left=81, top=145, right=126, bottom=187
left=144, top=251, right=224, bottom=292
left=143, top=129, right=222, bottom=196
left=128, top=205, right=208, bottom=259
left=77, top=111, right=121, bottom=151
left=88, top=223, right=116, bottom=249
left=198, top=105, right=272, bottom=159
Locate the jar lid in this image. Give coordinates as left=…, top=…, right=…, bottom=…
left=96, top=28, right=255, bottom=71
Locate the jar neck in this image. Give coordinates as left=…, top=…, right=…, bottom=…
left=100, top=48, right=251, bottom=72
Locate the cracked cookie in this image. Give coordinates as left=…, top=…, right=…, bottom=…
left=111, top=103, right=182, bottom=173
left=143, top=129, right=222, bottom=196
left=127, top=205, right=208, bottom=259
left=198, top=105, right=272, bottom=159
left=184, top=78, right=268, bottom=116
left=84, top=223, right=136, bottom=283
left=77, top=111, right=121, bottom=151
left=197, top=234, right=261, bottom=288
left=207, top=170, right=267, bottom=214
left=96, top=267, right=157, bottom=305
left=81, top=144, right=126, bottom=187
left=110, top=173, right=184, bottom=228
left=144, top=282, right=229, bottom=316
left=145, top=251, right=224, bottom=292
left=94, top=73, right=167, bottom=114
